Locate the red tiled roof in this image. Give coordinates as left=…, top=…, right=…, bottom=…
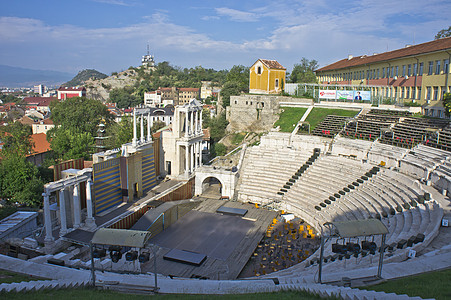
left=37, top=118, right=53, bottom=125
left=256, top=59, right=286, bottom=70
left=23, top=97, right=58, bottom=107
left=316, top=37, right=451, bottom=72
left=29, top=133, right=51, bottom=155
left=179, top=88, right=199, bottom=92
left=57, top=86, right=86, bottom=91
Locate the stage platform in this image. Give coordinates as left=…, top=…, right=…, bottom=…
left=144, top=198, right=277, bottom=280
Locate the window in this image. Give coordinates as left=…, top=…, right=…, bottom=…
left=436, top=60, right=441, bottom=75
left=377, top=69, right=380, bottom=79
left=407, top=64, right=411, bottom=76
left=434, top=87, right=439, bottom=100
left=382, top=67, right=385, bottom=78
left=406, top=87, right=410, bottom=99
left=428, top=61, right=433, bottom=75
left=413, top=63, right=418, bottom=75
left=442, top=87, right=446, bottom=100
left=394, top=87, right=398, bottom=98
left=426, top=87, right=431, bottom=100
left=417, top=87, right=421, bottom=100
left=391, top=67, right=394, bottom=77
left=402, top=65, right=406, bottom=77
left=445, top=59, right=450, bottom=74
left=257, top=66, right=262, bottom=74
left=395, top=66, right=399, bottom=77
left=419, top=62, right=423, bottom=75
left=275, top=79, right=279, bottom=88
left=401, top=87, right=405, bottom=98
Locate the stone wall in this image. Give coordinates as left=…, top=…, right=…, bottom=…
left=227, top=95, right=290, bottom=132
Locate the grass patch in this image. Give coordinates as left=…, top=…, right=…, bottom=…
left=305, top=108, right=357, bottom=131
left=1, top=288, right=329, bottom=299
left=230, top=132, right=247, bottom=146
left=0, top=270, right=42, bottom=284
left=361, top=268, right=451, bottom=300
left=274, top=107, right=308, bottom=132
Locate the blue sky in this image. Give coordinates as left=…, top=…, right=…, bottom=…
left=0, top=0, right=450, bottom=75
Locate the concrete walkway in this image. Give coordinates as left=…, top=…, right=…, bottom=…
left=0, top=253, right=436, bottom=299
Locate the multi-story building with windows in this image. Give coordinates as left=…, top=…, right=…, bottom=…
left=315, top=37, right=451, bottom=118
left=178, top=88, right=200, bottom=105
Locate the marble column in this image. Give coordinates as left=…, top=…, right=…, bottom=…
left=73, top=184, right=81, bottom=229
left=85, top=179, right=96, bottom=228
left=199, top=141, right=203, bottom=166
left=43, top=192, right=54, bottom=242
left=185, top=145, right=189, bottom=175
left=194, top=142, right=198, bottom=169
left=190, top=111, right=194, bottom=135
left=147, top=112, right=151, bottom=142
left=190, top=144, right=194, bottom=172
left=185, top=111, right=189, bottom=138
left=132, top=109, right=137, bottom=146
left=194, top=111, right=198, bottom=134
left=140, top=115, right=144, bottom=143
left=59, top=189, right=67, bottom=236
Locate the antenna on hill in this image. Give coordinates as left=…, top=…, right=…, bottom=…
left=147, top=44, right=150, bottom=56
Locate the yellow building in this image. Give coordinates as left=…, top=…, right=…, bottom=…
left=249, top=59, right=286, bottom=94
left=315, top=37, right=451, bottom=118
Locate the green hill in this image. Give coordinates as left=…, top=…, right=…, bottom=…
left=63, top=69, right=107, bottom=87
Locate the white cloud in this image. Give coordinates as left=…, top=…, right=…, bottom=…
left=215, top=7, right=259, bottom=22
left=91, top=0, right=132, bottom=6
left=1, top=0, right=450, bottom=73
left=201, top=15, right=220, bottom=21
left=0, top=15, right=242, bottom=72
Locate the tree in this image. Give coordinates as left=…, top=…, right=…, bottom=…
left=50, top=96, right=113, bottom=136
left=220, top=65, right=249, bottom=109
left=220, top=81, right=242, bottom=108
left=289, top=58, right=319, bottom=83
left=226, top=65, right=249, bottom=92
left=0, top=156, right=44, bottom=206
left=106, top=117, right=134, bottom=149
left=48, top=128, right=94, bottom=160
left=109, top=87, right=142, bottom=109
left=48, top=97, right=113, bottom=160
left=0, top=122, right=33, bottom=158
left=214, top=143, right=227, bottom=156
left=444, top=93, right=451, bottom=118
left=0, top=124, right=44, bottom=207
left=435, top=26, right=451, bottom=40
left=209, top=112, right=229, bottom=142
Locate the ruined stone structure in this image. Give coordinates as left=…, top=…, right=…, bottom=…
left=227, top=95, right=295, bottom=132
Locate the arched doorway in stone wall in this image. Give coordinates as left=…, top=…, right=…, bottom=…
left=201, top=176, right=223, bottom=199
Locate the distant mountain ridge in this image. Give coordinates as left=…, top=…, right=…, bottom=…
left=0, top=65, right=74, bottom=88
left=63, top=69, right=108, bottom=87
